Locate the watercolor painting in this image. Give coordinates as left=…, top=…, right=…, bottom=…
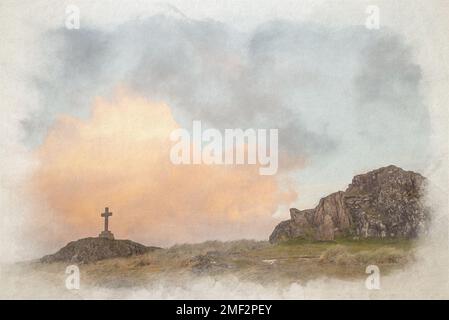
left=0, top=0, right=448, bottom=300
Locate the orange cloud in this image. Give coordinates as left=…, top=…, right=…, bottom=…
left=29, top=89, right=297, bottom=247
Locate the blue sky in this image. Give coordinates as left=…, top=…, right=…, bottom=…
left=27, top=13, right=431, bottom=212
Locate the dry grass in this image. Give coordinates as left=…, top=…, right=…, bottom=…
left=23, top=238, right=416, bottom=288
left=319, top=245, right=409, bottom=265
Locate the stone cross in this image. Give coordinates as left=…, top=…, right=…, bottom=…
left=99, top=207, right=114, bottom=239
left=101, top=207, right=112, bottom=232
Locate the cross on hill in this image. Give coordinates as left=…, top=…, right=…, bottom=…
left=99, top=207, right=114, bottom=240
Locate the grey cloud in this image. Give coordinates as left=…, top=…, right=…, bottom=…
left=28, top=15, right=430, bottom=170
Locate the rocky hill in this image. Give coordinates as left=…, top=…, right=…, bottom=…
left=270, top=165, right=430, bottom=243
left=41, top=237, right=161, bottom=264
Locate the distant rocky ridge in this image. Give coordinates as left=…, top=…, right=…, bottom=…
left=270, top=165, right=430, bottom=243
left=41, top=237, right=161, bottom=264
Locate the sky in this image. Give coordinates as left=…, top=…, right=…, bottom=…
left=0, top=0, right=448, bottom=261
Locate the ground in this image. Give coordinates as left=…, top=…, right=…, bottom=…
left=9, top=237, right=416, bottom=292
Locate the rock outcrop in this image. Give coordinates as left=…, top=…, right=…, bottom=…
left=190, top=251, right=231, bottom=275
left=41, top=237, right=161, bottom=264
left=269, top=165, right=430, bottom=243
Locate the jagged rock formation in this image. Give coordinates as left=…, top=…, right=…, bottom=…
left=41, top=237, right=161, bottom=264
left=270, top=165, right=430, bottom=243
